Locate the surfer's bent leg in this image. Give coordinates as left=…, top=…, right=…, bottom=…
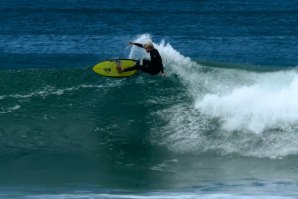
left=123, top=61, right=141, bottom=72
left=122, top=60, right=159, bottom=75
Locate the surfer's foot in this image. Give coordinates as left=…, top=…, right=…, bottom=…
left=116, top=65, right=123, bottom=73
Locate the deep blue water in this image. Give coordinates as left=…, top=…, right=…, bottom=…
left=1, top=0, right=298, bottom=198
left=1, top=0, right=298, bottom=68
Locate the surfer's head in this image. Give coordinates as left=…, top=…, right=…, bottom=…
left=144, top=42, right=154, bottom=53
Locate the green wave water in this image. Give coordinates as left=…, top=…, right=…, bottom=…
left=1, top=35, right=298, bottom=198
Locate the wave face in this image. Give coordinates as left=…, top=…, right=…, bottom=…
left=1, top=34, right=298, bottom=161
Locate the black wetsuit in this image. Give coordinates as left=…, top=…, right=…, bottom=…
left=123, top=43, right=164, bottom=75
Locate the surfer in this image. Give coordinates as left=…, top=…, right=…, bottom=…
left=117, top=42, right=165, bottom=76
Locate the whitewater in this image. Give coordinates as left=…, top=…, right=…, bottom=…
left=125, top=34, right=298, bottom=159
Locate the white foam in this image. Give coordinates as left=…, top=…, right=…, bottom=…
left=196, top=71, right=298, bottom=133
left=130, top=34, right=298, bottom=158
left=133, top=34, right=298, bottom=135
left=0, top=105, right=21, bottom=114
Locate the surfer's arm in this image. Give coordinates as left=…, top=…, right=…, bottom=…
left=128, top=42, right=144, bottom=48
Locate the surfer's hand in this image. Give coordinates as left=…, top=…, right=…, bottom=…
left=160, top=72, right=166, bottom=78
left=128, top=42, right=134, bottom=45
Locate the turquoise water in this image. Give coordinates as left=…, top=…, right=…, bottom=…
left=1, top=0, right=298, bottom=198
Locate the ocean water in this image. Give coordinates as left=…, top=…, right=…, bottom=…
left=1, top=0, right=298, bottom=198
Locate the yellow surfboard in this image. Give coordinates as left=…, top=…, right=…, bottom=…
left=92, top=59, right=138, bottom=77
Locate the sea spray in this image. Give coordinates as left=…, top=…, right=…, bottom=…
left=128, top=34, right=204, bottom=96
